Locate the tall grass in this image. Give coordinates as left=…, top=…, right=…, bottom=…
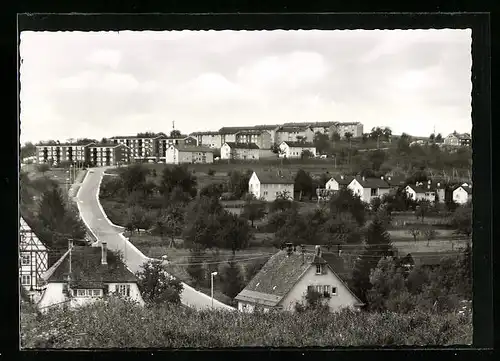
left=21, top=298, right=472, bottom=348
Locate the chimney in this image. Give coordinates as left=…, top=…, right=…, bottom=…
left=337, top=244, right=342, bottom=256
left=437, top=182, right=441, bottom=187
left=315, top=245, right=322, bottom=258
left=362, top=176, right=365, bottom=182
left=340, top=175, right=344, bottom=180
left=388, top=176, right=392, bottom=181
left=427, top=185, right=430, bottom=189
left=428, top=180, right=431, bottom=185
left=101, top=242, right=108, bottom=265
left=68, top=239, right=73, bottom=276
left=286, top=242, right=293, bottom=256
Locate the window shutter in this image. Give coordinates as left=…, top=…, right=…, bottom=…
left=126, top=285, right=130, bottom=297
left=115, top=285, right=119, bottom=294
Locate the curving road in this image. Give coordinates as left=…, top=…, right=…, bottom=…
left=76, top=166, right=234, bottom=311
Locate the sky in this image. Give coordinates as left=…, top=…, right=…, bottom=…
left=19, top=29, right=472, bottom=145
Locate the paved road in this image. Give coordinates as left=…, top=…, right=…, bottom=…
left=76, top=167, right=234, bottom=311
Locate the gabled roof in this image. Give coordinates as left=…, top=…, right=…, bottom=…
left=405, top=184, right=437, bottom=193
left=224, top=142, right=260, bottom=150
left=219, top=126, right=251, bottom=134
left=382, top=175, right=406, bottom=187
left=331, top=175, right=355, bottom=186
left=280, top=141, right=315, bottom=148
left=253, top=124, right=279, bottom=130
left=254, top=171, right=295, bottom=184
left=44, top=246, right=137, bottom=288
left=235, top=130, right=269, bottom=136
left=353, top=177, right=390, bottom=189
left=448, top=132, right=471, bottom=140
left=20, top=217, right=47, bottom=252
left=189, top=131, right=220, bottom=136
left=235, top=249, right=363, bottom=307
left=171, top=145, right=214, bottom=153
left=453, top=184, right=472, bottom=194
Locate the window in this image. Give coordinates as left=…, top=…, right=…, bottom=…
left=316, top=264, right=322, bottom=274
left=331, top=287, right=337, bottom=295
left=371, top=188, right=378, bottom=197
left=21, top=274, right=31, bottom=285
left=74, top=289, right=103, bottom=298
left=115, top=284, right=131, bottom=297
left=21, top=254, right=30, bottom=265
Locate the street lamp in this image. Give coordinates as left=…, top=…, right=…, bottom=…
left=211, top=271, right=218, bottom=308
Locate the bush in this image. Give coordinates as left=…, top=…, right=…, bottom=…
left=21, top=299, right=472, bottom=348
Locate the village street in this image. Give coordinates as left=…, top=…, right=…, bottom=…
left=75, top=167, right=234, bottom=311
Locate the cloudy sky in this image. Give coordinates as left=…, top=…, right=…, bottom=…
left=19, top=29, right=472, bottom=144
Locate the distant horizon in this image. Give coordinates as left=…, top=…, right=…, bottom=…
left=20, top=30, right=472, bottom=144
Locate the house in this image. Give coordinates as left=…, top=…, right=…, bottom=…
left=219, top=127, right=251, bottom=144
left=235, top=244, right=363, bottom=313
left=235, top=130, right=272, bottom=150
left=19, top=217, right=48, bottom=300
left=334, top=122, right=364, bottom=138
left=87, top=143, right=131, bottom=167
left=275, top=126, right=315, bottom=144
left=190, top=131, right=223, bottom=149
left=38, top=241, right=144, bottom=312
left=252, top=124, right=280, bottom=144
left=347, top=176, right=391, bottom=203
left=248, top=171, right=295, bottom=202
left=444, top=131, right=471, bottom=147
left=36, top=142, right=94, bottom=166
left=165, top=144, right=214, bottom=164
left=325, top=175, right=355, bottom=192
left=111, top=135, right=163, bottom=162
left=278, top=141, right=317, bottom=158
left=382, top=175, right=407, bottom=191
left=220, top=142, right=261, bottom=160
left=404, top=181, right=438, bottom=203
left=282, top=122, right=338, bottom=138
left=452, top=183, right=472, bottom=205
left=157, top=135, right=198, bottom=160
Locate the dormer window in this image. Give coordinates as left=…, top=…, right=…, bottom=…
left=316, top=264, right=322, bottom=274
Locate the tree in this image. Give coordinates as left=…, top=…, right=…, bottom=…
left=344, top=132, right=353, bottom=149
left=429, top=133, right=435, bottom=142
left=241, top=195, right=266, bottom=227
left=170, top=130, right=182, bottom=138
left=313, top=132, right=331, bottom=155
left=217, top=212, right=252, bottom=255
left=367, top=257, right=408, bottom=312
left=407, top=227, right=421, bottom=243
left=37, top=163, right=50, bottom=175
left=120, top=164, right=149, bottom=194
left=220, top=259, right=245, bottom=299
left=21, top=142, right=36, bottom=159
left=268, top=191, right=295, bottom=213
left=182, top=196, right=224, bottom=249
left=435, top=133, right=443, bottom=143
left=331, top=132, right=341, bottom=142
left=301, top=149, right=314, bottom=159
left=227, top=169, right=253, bottom=199
left=451, top=205, right=472, bottom=238
left=294, top=169, right=314, bottom=201
left=382, top=127, right=392, bottom=142
left=160, top=165, right=197, bottom=198
left=295, top=287, right=329, bottom=312
left=415, top=200, right=432, bottom=222
left=361, top=133, right=369, bottom=144
left=136, top=260, right=183, bottom=305
left=199, top=183, right=224, bottom=199
left=370, top=197, right=382, bottom=213
left=368, top=150, right=386, bottom=171
left=397, top=133, right=412, bottom=155
left=186, top=248, right=206, bottom=286
left=207, top=168, right=216, bottom=176
left=423, top=228, right=437, bottom=247
left=328, top=188, right=366, bottom=226
left=152, top=205, right=185, bottom=247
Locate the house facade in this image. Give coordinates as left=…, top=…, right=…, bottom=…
left=36, top=143, right=94, bottom=166
left=157, top=135, right=198, bottom=160
left=248, top=171, right=295, bottom=202
left=404, top=182, right=439, bottom=203
left=235, top=130, right=272, bottom=150
left=275, top=126, right=315, bottom=144
left=219, top=127, right=250, bottom=144
left=111, top=135, right=161, bottom=161
left=252, top=125, right=280, bottom=144
left=347, top=177, right=391, bottom=203
left=452, top=183, right=472, bottom=204
left=444, top=132, right=472, bottom=147
left=164, top=145, right=214, bottom=164
left=221, top=142, right=261, bottom=160
left=38, top=242, right=144, bottom=312
left=19, top=217, right=48, bottom=295
left=88, top=143, right=130, bottom=167
left=190, top=131, right=223, bottom=149
left=278, top=141, right=317, bottom=158
left=335, top=122, right=364, bottom=138
left=325, top=175, right=355, bottom=191
left=235, top=244, right=363, bottom=313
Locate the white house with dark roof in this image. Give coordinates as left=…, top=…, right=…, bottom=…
left=452, top=183, right=472, bottom=205
left=235, top=244, right=363, bottom=313
left=325, top=175, right=355, bottom=192
left=347, top=176, right=391, bottom=203
left=248, top=171, right=295, bottom=202
left=164, top=144, right=214, bottom=164
left=444, top=131, right=471, bottom=147
left=404, top=180, right=444, bottom=203
left=221, top=142, right=261, bottom=160
left=278, top=141, right=317, bottom=158
left=38, top=242, right=144, bottom=312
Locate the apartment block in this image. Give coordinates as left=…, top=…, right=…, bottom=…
left=334, top=122, right=364, bottom=138
left=36, top=143, right=94, bottom=165
left=190, top=131, right=223, bottom=149
left=111, top=135, right=161, bottom=162
left=156, top=135, right=198, bottom=160
left=235, top=130, right=272, bottom=149
left=87, top=143, right=130, bottom=167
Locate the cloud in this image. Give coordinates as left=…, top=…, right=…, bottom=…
left=86, top=49, right=122, bottom=69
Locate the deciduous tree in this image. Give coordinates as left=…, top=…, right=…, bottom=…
left=136, top=260, right=183, bottom=305
left=241, top=195, right=267, bottom=227
left=220, top=259, right=245, bottom=299
left=160, top=165, right=197, bottom=198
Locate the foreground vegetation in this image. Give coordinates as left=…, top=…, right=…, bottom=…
left=21, top=298, right=472, bottom=348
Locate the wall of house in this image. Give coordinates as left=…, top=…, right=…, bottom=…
left=200, top=134, right=222, bottom=148
left=248, top=173, right=261, bottom=199
left=189, top=151, right=214, bottom=164
left=453, top=187, right=469, bottom=204
left=259, top=183, right=294, bottom=202
left=165, top=147, right=179, bottom=164
left=278, top=143, right=289, bottom=158
left=20, top=250, right=48, bottom=290
left=259, top=132, right=272, bottom=149
left=279, top=264, right=361, bottom=312
left=348, top=180, right=364, bottom=199
left=235, top=148, right=260, bottom=160
left=107, top=282, right=145, bottom=306
left=37, top=283, right=67, bottom=311
left=436, top=189, right=446, bottom=203
left=220, top=144, right=232, bottom=159
left=325, top=179, right=340, bottom=191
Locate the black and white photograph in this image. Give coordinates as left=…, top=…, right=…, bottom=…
left=19, top=22, right=476, bottom=348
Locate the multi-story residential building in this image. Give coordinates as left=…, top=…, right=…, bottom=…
left=252, top=124, right=280, bottom=144
left=156, top=135, right=197, bottom=161
left=221, top=142, right=262, bottom=160
left=444, top=131, right=471, bottom=147
left=111, top=135, right=162, bottom=162
left=190, top=131, right=223, bottom=149
left=248, top=171, right=295, bottom=202
left=36, top=143, right=94, bottom=165
left=283, top=122, right=338, bottom=138
left=334, top=122, right=364, bottom=138
left=165, top=144, right=214, bottom=164
left=87, top=143, right=130, bottom=167
left=219, top=126, right=251, bottom=144
left=235, top=130, right=272, bottom=149
left=275, top=125, right=315, bottom=144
